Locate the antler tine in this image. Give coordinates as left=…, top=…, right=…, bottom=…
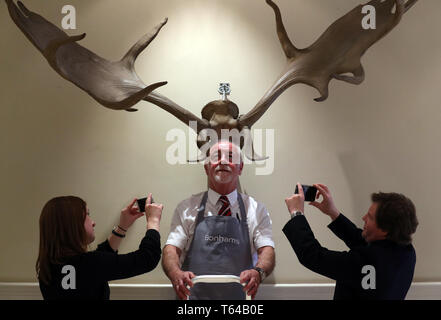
left=238, top=75, right=297, bottom=129
left=16, top=0, right=31, bottom=15
left=122, top=18, right=168, bottom=68
left=144, top=92, right=209, bottom=131
left=404, top=0, right=419, bottom=13
left=6, top=0, right=24, bottom=20
left=239, top=0, right=300, bottom=128
left=383, top=0, right=417, bottom=29
left=109, top=81, right=167, bottom=111
left=44, top=33, right=86, bottom=68
left=379, top=0, right=409, bottom=39
left=243, top=130, right=270, bottom=161
left=5, top=0, right=34, bottom=42
left=265, top=0, right=299, bottom=59
left=394, top=0, right=406, bottom=24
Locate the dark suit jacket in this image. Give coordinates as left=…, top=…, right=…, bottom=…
left=282, top=214, right=416, bottom=300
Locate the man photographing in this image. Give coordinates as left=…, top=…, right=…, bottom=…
left=283, top=183, right=418, bottom=300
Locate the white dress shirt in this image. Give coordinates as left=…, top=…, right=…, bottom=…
left=165, top=188, right=275, bottom=266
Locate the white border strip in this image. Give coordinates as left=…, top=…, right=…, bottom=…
left=0, top=282, right=439, bottom=300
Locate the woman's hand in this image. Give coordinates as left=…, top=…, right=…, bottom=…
left=119, top=198, right=145, bottom=231
left=285, top=183, right=305, bottom=216
left=108, top=198, right=144, bottom=252
left=145, top=193, right=163, bottom=231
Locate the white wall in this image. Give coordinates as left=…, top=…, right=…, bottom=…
left=0, top=0, right=440, bottom=285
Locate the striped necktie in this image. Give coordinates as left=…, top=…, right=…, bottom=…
left=217, top=195, right=232, bottom=216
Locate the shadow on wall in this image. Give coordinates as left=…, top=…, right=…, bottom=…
left=338, top=150, right=379, bottom=223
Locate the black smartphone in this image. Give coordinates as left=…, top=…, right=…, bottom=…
left=136, top=196, right=154, bottom=213
left=295, top=185, right=318, bottom=202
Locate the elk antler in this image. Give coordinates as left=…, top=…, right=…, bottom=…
left=5, top=0, right=209, bottom=131
left=239, top=0, right=419, bottom=128
left=6, top=0, right=419, bottom=162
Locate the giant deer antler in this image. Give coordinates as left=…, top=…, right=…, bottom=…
left=5, top=0, right=209, bottom=132
left=5, top=0, right=418, bottom=160
left=238, top=0, right=418, bottom=128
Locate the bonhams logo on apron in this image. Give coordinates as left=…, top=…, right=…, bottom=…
left=205, top=234, right=240, bottom=245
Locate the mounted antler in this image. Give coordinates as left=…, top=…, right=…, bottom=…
left=5, top=0, right=209, bottom=133
left=6, top=0, right=419, bottom=160
left=5, top=0, right=172, bottom=112
left=4, top=0, right=253, bottom=159
left=238, top=0, right=418, bottom=128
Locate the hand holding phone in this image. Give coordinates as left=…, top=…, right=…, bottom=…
left=142, top=193, right=163, bottom=232
left=308, top=184, right=340, bottom=220
left=137, top=195, right=154, bottom=213
left=295, top=184, right=318, bottom=202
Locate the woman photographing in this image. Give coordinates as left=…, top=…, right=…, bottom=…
left=36, top=193, right=162, bottom=300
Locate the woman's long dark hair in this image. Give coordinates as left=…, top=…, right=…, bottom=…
left=36, top=196, right=88, bottom=285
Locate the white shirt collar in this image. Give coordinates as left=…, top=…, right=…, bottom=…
left=208, top=188, right=238, bottom=206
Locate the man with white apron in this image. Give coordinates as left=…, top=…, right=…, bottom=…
left=163, top=141, right=275, bottom=300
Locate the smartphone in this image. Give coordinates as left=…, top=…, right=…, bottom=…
left=136, top=196, right=154, bottom=213
left=295, top=185, right=318, bottom=202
